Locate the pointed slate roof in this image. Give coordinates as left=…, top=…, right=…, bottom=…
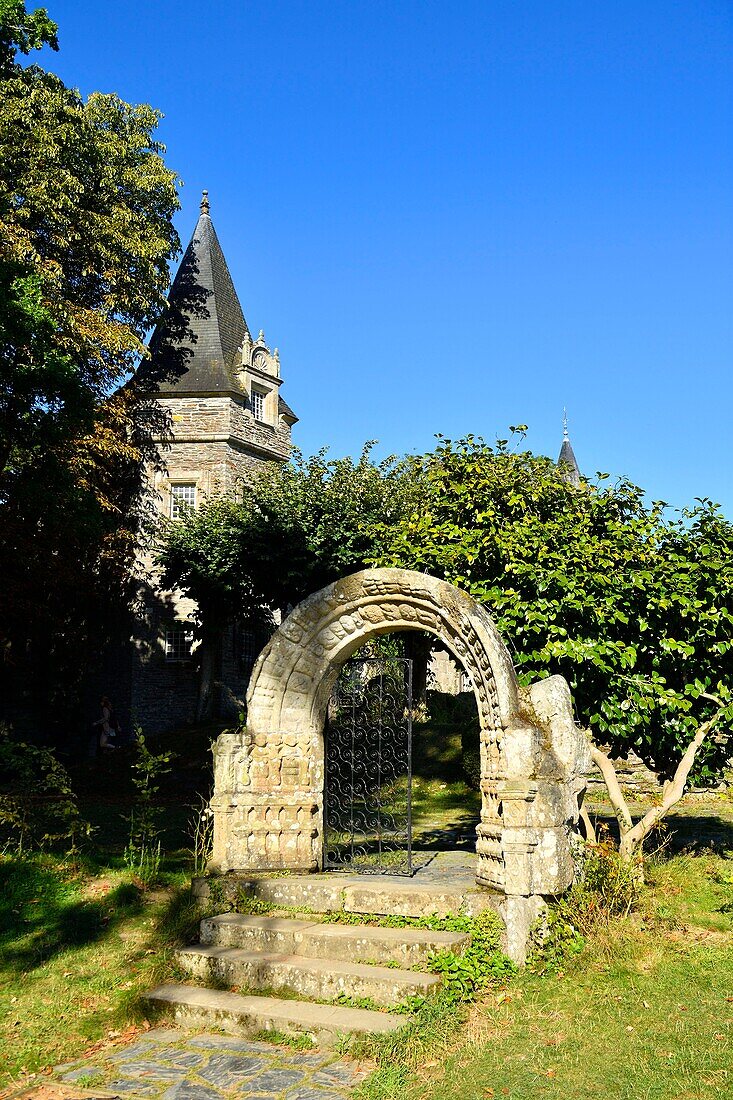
left=151, top=192, right=250, bottom=395
left=557, top=411, right=581, bottom=487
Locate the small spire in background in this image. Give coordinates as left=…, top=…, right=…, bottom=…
left=557, top=407, right=581, bottom=487
left=200, top=189, right=210, bottom=216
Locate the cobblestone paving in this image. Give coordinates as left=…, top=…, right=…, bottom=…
left=52, top=1029, right=370, bottom=1100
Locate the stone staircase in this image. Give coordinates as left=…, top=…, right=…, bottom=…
left=145, top=855, right=499, bottom=1046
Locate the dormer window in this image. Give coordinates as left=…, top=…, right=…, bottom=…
left=251, top=388, right=266, bottom=421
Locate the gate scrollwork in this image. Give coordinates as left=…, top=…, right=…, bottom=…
left=324, top=655, right=414, bottom=875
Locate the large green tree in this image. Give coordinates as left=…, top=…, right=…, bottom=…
left=0, top=4, right=184, bottom=736
left=0, top=0, right=56, bottom=74
left=158, top=430, right=732, bottom=856
left=157, top=446, right=420, bottom=719
left=376, top=433, right=733, bottom=856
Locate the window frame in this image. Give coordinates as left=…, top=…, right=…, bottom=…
left=164, top=624, right=194, bottom=663
left=251, top=387, right=267, bottom=422
left=169, top=482, right=197, bottom=520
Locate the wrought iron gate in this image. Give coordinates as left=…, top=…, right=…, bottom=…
left=324, top=655, right=414, bottom=875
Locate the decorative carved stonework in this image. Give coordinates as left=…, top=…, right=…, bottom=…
left=209, top=568, right=592, bottom=961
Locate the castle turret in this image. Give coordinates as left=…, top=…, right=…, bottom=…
left=148, top=192, right=297, bottom=510
left=122, top=194, right=298, bottom=733
left=150, top=189, right=251, bottom=397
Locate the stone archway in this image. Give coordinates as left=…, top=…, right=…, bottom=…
left=209, top=569, right=591, bottom=951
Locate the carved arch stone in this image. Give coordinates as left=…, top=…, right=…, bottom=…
left=210, top=569, right=591, bottom=956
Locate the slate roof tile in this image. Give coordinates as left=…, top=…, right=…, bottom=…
left=149, top=198, right=249, bottom=396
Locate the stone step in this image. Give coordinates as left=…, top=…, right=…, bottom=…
left=200, top=913, right=469, bottom=967
left=193, top=871, right=502, bottom=919
left=177, top=945, right=440, bottom=1007
left=144, top=983, right=404, bottom=1046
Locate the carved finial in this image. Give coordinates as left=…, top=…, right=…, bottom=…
left=257, top=329, right=265, bottom=343
left=273, top=348, right=279, bottom=359
left=200, top=189, right=210, bottom=216
left=563, top=407, right=569, bottom=441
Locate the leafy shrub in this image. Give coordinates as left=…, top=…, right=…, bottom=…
left=427, top=909, right=516, bottom=1002
left=571, top=833, right=643, bottom=927
left=529, top=832, right=642, bottom=971
left=0, top=724, right=90, bottom=853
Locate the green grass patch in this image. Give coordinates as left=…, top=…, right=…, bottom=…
left=2, top=710, right=731, bottom=1097
left=355, top=850, right=733, bottom=1100
left=0, top=854, right=198, bottom=1088
left=249, top=1028, right=316, bottom=1050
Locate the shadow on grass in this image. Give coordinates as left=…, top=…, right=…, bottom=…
left=413, top=819, right=480, bottom=852
left=585, top=807, right=733, bottom=856
left=154, top=882, right=204, bottom=947
left=119, top=882, right=207, bottom=1024
left=0, top=857, right=144, bottom=976
left=412, top=691, right=478, bottom=785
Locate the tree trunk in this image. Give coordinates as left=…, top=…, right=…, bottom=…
left=588, top=700, right=725, bottom=865
left=619, top=710, right=721, bottom=858
left=196, top=623, right=224, bottom=722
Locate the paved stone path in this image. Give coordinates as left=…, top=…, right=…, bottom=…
left=52, top=1029, right=370, bottom=1100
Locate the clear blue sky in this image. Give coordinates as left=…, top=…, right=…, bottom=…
left=42, top=1, right=732, bottom=512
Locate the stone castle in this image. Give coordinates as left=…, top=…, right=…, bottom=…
left=117, top=193, right=580, bottom=734
left=114, top=193, right=297, bottom=733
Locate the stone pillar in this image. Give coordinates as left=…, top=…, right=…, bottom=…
left=491, top=679, right=594, bottom=962
left=475, top=778, right=505, bottom=890
left=209, top=729, right=323, bottom=873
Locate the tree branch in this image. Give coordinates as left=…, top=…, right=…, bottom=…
left=579, top=802, right=597, bottom=845
left=619, top=709, right=725, bottom=860
left=588, top=742, right=633, bottom=834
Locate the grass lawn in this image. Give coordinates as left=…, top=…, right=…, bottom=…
left=1, top=707, right=731, bottom=1097
left=3, top=835, right=730, bottom=1097
left=0, top=723, right=215, bottom=1091
left=358, top=848, right=732, bottom=1100
left=0, top=855, right=200, bottom=1089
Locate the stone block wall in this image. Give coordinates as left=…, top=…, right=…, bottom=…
left=159, top=395, right=231, bottom=444
left=113, top=340, right=294, bottom=734
left=126, top=623, right=255, bottom=735
left=229, top=400, right=292, bottom=463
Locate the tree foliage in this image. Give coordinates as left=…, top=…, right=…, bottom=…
left=376, top=434, right=733, bottom=782
left=0, top=722, right=89, bottom=852
left=0, top=5, right=183, bottom=734
left=158, top=444, right=419, bottom=617
left=0, top=70, right=181, bottom=492
left=0, top=1, right=57, bottom=75
left=156, top=446, right=420, bottom=717
left=158, top=434, right=733, bottom=785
